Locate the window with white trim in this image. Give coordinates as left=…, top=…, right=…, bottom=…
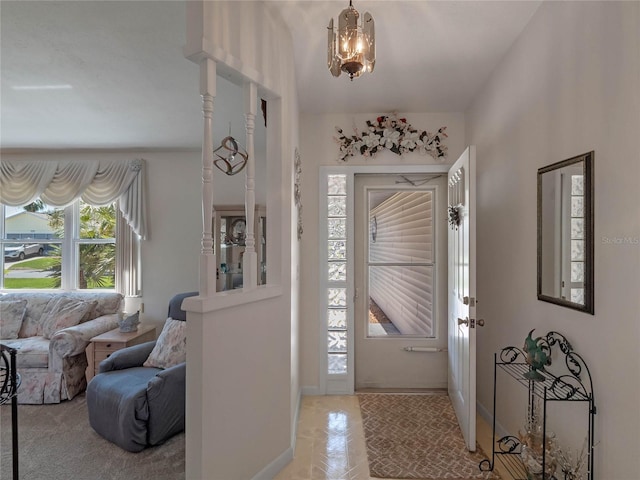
left=1, top=198, right=140, bottom=294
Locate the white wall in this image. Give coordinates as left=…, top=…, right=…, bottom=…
left=299, top=112, right=465, bottom=392
left=182, top=2, right=300, bottom=478
left=142, top=151, right=202, bottom=322
left=466, top=2, right=640, bottom=478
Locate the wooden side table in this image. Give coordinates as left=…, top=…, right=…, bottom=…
left=85, top=324, right=156, bottom=381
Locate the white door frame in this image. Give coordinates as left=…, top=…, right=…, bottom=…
left=318, top=164, right=450, bottom=395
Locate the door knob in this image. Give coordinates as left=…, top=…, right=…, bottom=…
left=457, top=317, right=469, bottom=326
left=477, top=319, right=485, bottom=327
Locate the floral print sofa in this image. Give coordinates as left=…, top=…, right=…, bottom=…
left=0, top=292, right=123, bottom=404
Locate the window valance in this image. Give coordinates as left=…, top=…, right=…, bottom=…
left=0, top=158, right=148, bottom=239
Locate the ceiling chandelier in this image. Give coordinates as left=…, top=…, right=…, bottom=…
left=327, top=0, right=375, bottom=81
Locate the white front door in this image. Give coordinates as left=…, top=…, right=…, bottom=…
left=354, top=173, right=448, bottom=390
left=447, top=146, right=477, bottom=451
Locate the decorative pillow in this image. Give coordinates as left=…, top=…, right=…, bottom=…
left=143, top=318, right=186, bottom=369
left=0, top=299, right=28, bottom=339
left=41, top=297, right=95, bottom=339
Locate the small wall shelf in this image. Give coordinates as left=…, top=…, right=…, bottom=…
left=480, top=331, right=596, bottom=480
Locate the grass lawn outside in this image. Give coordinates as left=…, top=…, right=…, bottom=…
left=6, top=257, right=60, bottom=270
left=3, top=256, right=113, bottom=289
left=4, top=277, right=58, bottom=289
left=4, top=277, right=114, bottom=289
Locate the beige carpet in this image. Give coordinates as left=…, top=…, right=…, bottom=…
left=358, top=394, right=499, bottom=480
left=0, top=394, right=184, bottom=480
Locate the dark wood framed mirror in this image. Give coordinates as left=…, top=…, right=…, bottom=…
left=537, top=151, right=594, bottom=314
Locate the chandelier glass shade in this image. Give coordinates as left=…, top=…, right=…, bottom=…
left=327, top=0, right=375, bottom=81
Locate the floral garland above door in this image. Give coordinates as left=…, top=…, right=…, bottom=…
left=333, top=113, right=448, bottom=162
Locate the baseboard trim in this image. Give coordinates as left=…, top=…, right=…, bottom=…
left=252, top=389, right=301, bottom=480
left=356, top=382, right=448, bottom=391
left=291, top=388, right=302, bottom=447
left=477, top=400, right=509, bottom=439
left=356, top=387, right=447, bottom=394
left=251, top=446, right=294, bottom=480
left=301, top=385, right=321, bottom=396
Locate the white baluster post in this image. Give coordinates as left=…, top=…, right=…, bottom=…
left=242, top=82, right=258, bottom=290
left=199, top=58, right=217, bottom=297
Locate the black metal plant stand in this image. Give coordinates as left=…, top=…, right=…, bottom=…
left=479, top=331, right=596, bottom=480
left=1, top=344, right=21, bottom=479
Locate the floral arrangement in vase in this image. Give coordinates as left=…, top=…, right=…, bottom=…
left=333, top=114, right=448, bottom=162
left=519, top=398, right=558, bottom=480
left=558, top=437, right=589, bottom=480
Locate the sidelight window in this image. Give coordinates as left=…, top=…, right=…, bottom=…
left=326, top=174, right=348, bottom=375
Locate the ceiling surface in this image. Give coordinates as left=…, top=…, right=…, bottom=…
left=0, top=1, right=541, bottom=150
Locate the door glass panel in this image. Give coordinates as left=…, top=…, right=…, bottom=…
left=368, top=265, right=434, bottom=336
left=367, top=190, right=435, bottom=338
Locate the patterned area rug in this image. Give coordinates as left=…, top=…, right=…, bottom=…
left=358, top=394, right=499, bottom=479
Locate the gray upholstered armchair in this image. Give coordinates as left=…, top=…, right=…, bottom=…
left=86, top=292, right=196, bottom=452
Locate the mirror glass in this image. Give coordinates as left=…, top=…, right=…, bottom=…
left=538, top=152, right=593, bottom=314
left=214, top=206, right=266, bottom=291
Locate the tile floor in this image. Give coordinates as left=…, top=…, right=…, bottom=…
left=274, top=394, right=507, bottom=480
left=274, top=395, right=370, bottom=480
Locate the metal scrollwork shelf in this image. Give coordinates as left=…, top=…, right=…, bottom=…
left=1, top=343, right=21, bottom=479
left=479, top=331, right=596, bottom=480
